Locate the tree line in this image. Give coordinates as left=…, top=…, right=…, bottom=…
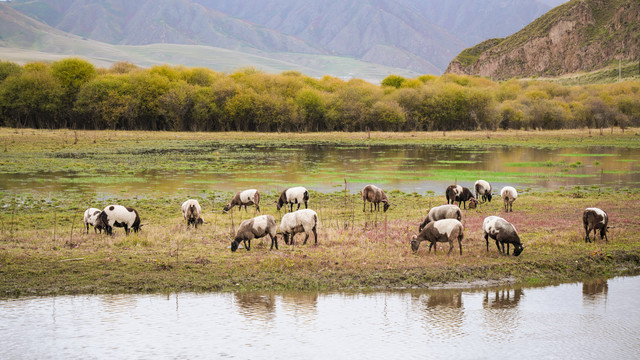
left=0, top=58, right=638, bottom=132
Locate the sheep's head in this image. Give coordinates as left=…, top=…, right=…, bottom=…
left=468, top=198, right=478, bottom=209
left=231, top=239, right=240, bottom=252
left=282, top=233, right=290, bottom=245
left=410, top=235, right=420, bottom=252
left=486, top=193, right=493, bottom=202
left=276, top=199, right=284, bottom=211
left=223, top=204, right=231, bottom=212
left=513, top=244, right=524, bottom=257
left=383, top=202, right=390, bottom=212
left=196, top=218, right=204, bottom=226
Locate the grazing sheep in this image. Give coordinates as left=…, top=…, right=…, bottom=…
left=482, top=216, right=524, bottom=256
left=223, top=189, right=261, bottom=213
left=583, top=207, right=609, bottom=243
left=231, top=215, right=278, bottom=252
left=280, top=209, right=318, bottom=246
left=445, top=184, right=477, bottom=209
left=181, top=199, right=203, bottom=228
left=276, top=187, right=310, bottom=212
left=97, top=205, right=141, bottom=235
left=410, top=218, right=464, bottom=255
left=83, top=207, right=103, bottom=234
left=418, top=204, right=462, bottom=232
left=474, top=180, right=493, bottom=203
left=361, top=184, right=390, bottom=212
left=500, top=186, right=518, bottom=212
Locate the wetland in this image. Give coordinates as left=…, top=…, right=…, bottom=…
left=0, top=128, right=639, bottom=296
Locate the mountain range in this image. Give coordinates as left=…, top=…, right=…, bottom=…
left=446, top=0, right=640, bottom=80
left=0, top=0, right=559, bottom=79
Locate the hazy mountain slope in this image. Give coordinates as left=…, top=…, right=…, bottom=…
left=0, top=4, right=420, bottom=82
left=9, top=0, right=555, bottom=73
left=9, top=0, right=323, bottom=54
left=446, top=0, right=640, bottom=80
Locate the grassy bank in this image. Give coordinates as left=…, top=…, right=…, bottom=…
left=1, top=128, right=639, bottom=297
left=1, top=188, right=639, bottom=297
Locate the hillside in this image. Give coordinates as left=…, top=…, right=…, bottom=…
left=446, top=0, right=640, bottom=79
left=5, top=0, right=555, bottom=74
left=0, top=3, right=421, bottom=82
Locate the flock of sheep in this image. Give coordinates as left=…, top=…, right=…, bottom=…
left=83, top=181, right=610, bottom=256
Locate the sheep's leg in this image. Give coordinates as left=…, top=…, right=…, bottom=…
left=256, top=204, right=260, bottom=212
left=297, top=203, right=301, bottom=211
left=506, top=243, right=511, bottom=255
left=86, top=224, right=89, bottom=234
left=363, top=201, right=366, bottom=212
left=495, top=239, right=501, bottom=253
left=270, top=234, right=278, bottom=250
left=484, top=234, right=489, bottom=251
left=602, top=228, right=609, bottom=242
left=312, top=226, right=318, bottom=244
left=428, top=241, right=434, bottom=254
left=304, top=201, right=307, bottom=209
left=458, top=235, right=463, bottom=255
left=447, top=240, right=453, bottom=255
left=303, top=232, right=309, bottom=245
left=124, top=225, right=130, bottom=235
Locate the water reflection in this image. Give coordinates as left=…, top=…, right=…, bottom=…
left=2, top=144, right=639, bottom=195
left=411, top=289, right=466, bottom=340
left=1, top=277, right=639, bottom=359
left=582, top=278, right=608, bottom=305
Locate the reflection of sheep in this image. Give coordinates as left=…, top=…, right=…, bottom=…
left=583, top=207, right=609, bottom=243
left=411, top=219, right=464, bottom=255
left=97, top=205, right=141, bottom=235
left=231, top=215, right=278, bottom=252
left=500, top=186, right=518, bottom=212
left=418, top=204, right=461, bottom=232
left=83, top=208, right=103, bottom=234
left=482, top=216, right=524, bottom=256
left=276, top=187, right=309, bottom=212
left=361, top=184, right=390, bottom=212
left=474, top=180, right=492, bottom=203
left=181, top=199, right=203, bottom=228
left=224, top=189, right=261, bottom=212
left=280, top=209, right=318, bottom=246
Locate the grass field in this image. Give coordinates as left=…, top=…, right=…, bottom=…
left=0, top=128, right=639, bottom=297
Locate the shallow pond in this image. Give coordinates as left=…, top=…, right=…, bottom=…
left=3, top=143, right=640, bottom=196
left=1, top=276, right=639, bottom=359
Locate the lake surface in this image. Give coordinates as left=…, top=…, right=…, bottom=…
left=2, top=143, right=640, bottom=196
left=1, top=276, right=639, bottom=359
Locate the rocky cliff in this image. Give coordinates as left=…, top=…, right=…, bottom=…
left=446, top=0, right=640, bottom=79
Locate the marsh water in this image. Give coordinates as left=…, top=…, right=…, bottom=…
left=1, top=276, right=639, bottom=359
left=1, top=144, right=640, bottom=195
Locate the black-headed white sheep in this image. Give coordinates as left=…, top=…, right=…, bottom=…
left=223, top=189, right=261, bottom=212
left=445, top=184, right=477, bottom=209
left=583, top=207, right=609, bottom=243
left=418, top=204, right=462, bottom=232
left=83, top=207, right=103, bottom=234
left=276, top=187, right=309, bottom=212
left=361, top=184, right=390, bottom=212
left=500, top=186, right=518, bottom=212
left=181, top=199, right=203, bottom=228
left=474, top=180, right=492, bottom=203
left=411, top=218, right=464, bottom=255
left=482, top=216, right=524, bottom=256
left=280, top=209, right=318, bottom=246
left=231, top=215, right=278, bottom=252
left=97, top=205, right=141, bottom=235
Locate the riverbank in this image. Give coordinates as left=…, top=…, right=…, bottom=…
left=1, top=187, right=639, bottom=297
